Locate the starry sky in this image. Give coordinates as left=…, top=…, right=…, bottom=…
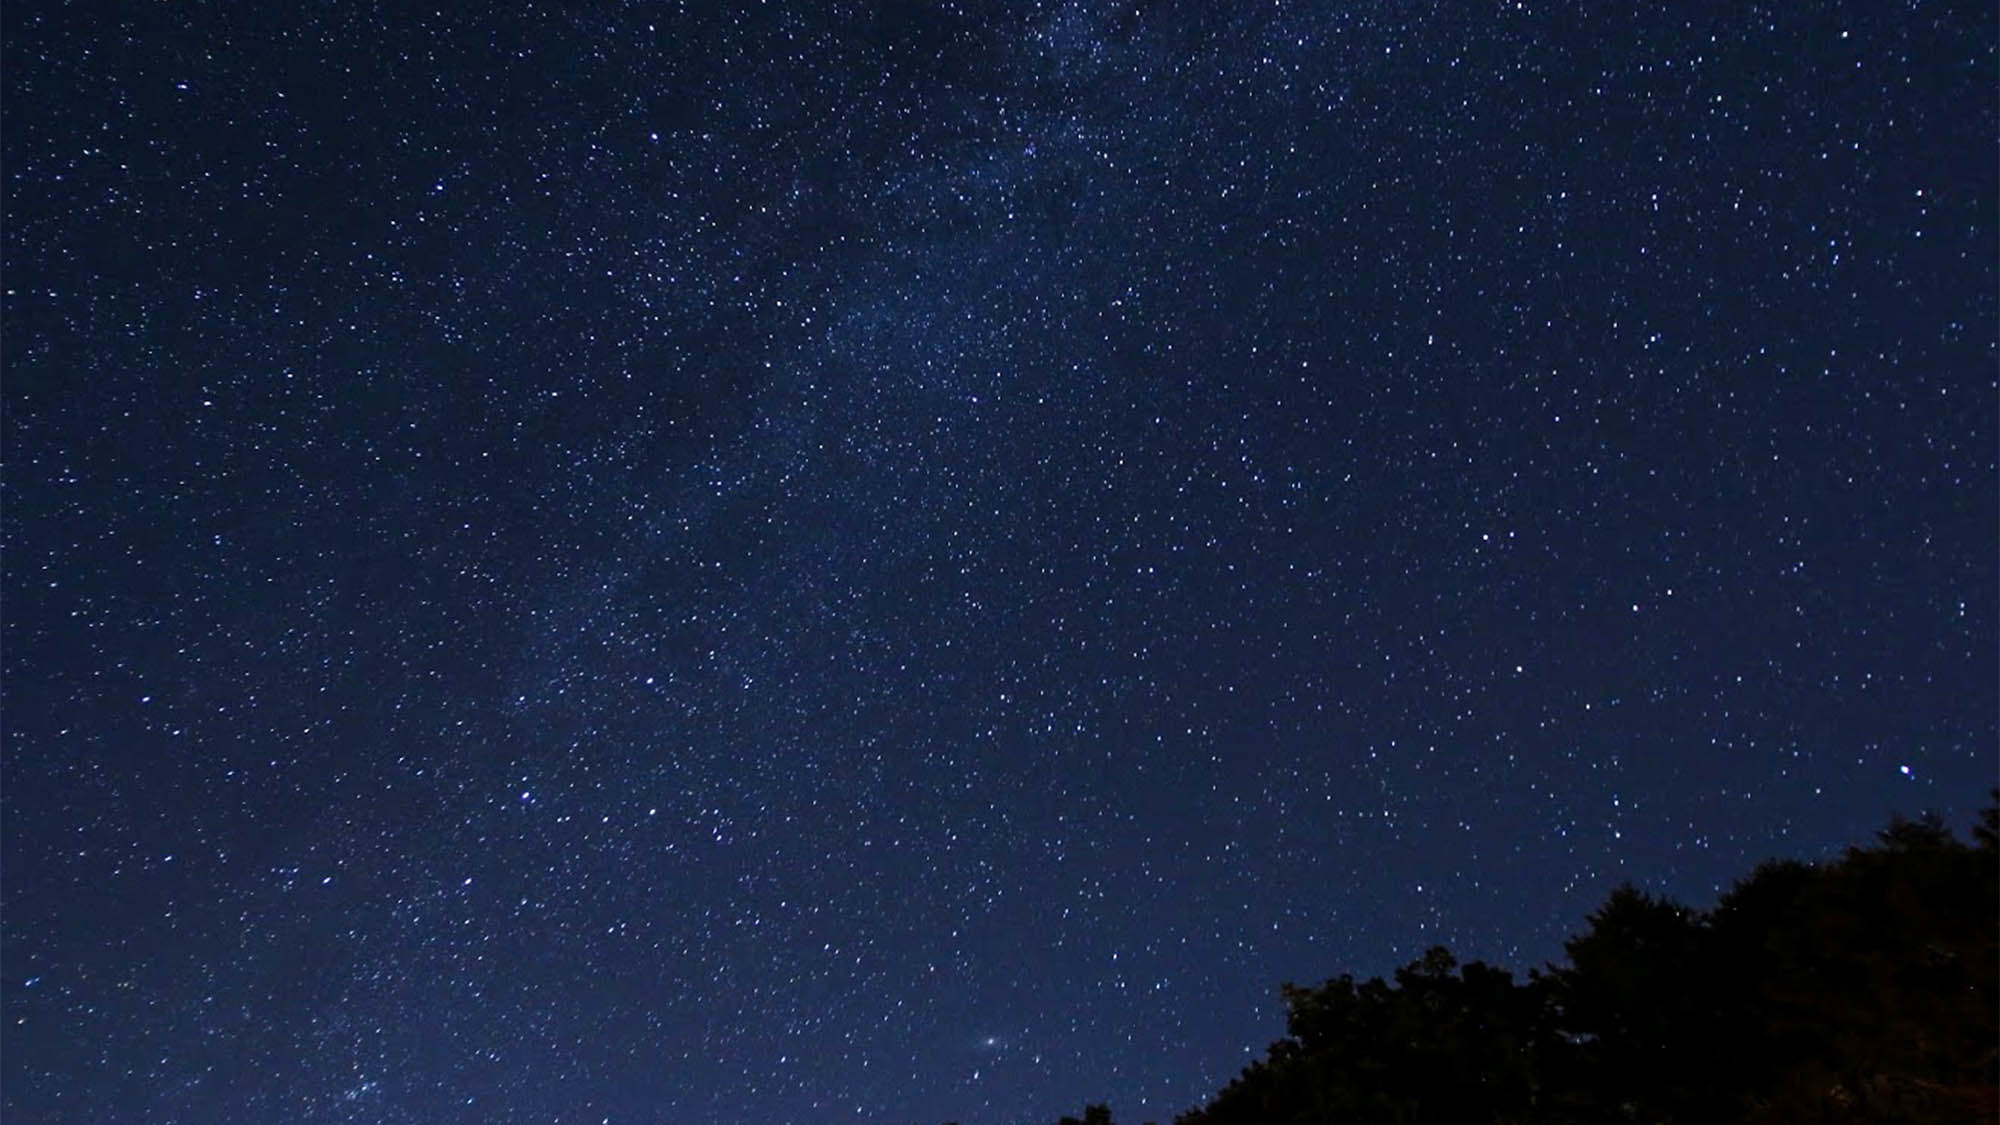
left=3, top=2, right=1994, bottom=1122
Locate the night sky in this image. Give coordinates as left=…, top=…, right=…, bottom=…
left=3, top=2, right=1995, bottom=1122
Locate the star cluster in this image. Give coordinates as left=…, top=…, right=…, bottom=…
left=4, top=2, right=1994, bottom=1122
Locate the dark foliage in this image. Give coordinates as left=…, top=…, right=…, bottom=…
left=1055, top=799, right=1997, bottom=1125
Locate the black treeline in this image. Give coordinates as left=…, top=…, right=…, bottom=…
left=1042, top=796, right=1997, bottom=1125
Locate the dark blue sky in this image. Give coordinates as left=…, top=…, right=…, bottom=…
left=4, top=2, right=1994, bottom=1122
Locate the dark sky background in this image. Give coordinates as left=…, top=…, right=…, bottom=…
left=3, top=2, right=1994, bottom=1122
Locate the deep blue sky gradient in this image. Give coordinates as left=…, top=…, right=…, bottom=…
left=5, top=2, right=1995, bottom=1122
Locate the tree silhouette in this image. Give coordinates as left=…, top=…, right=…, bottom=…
left=1179, top=945, right=1555, bottom=1124
left=1137, top=797, right=2000, bottom=1125
left=1549, top=883, right=1714, bottom=1118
